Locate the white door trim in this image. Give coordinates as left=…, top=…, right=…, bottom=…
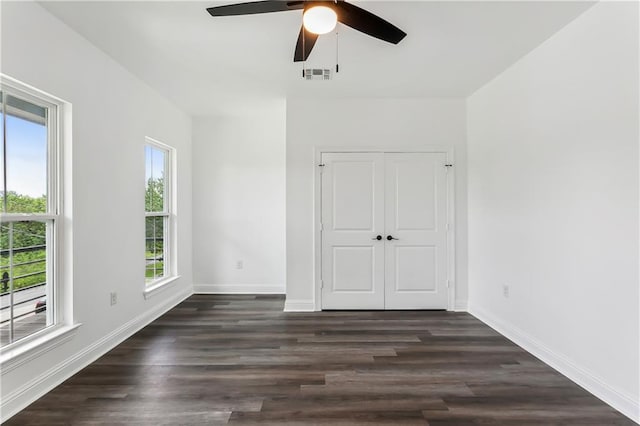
left=313, top=146, right=456, bottom=312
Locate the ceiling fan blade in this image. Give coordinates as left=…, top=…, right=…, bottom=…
left=207, top=1, right=304, bottom=17
left=294, top=26, right=319, bottom=62
left=335, top=2, right=406, bottom=44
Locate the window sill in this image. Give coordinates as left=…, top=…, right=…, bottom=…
left=0, top=323, right=82, bottom=375
left=144, top=275, right=181, bottom=300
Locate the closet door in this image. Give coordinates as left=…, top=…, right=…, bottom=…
left=384, top=153, right=449, bottom=309
left=321, top=153, right=385, bottom=309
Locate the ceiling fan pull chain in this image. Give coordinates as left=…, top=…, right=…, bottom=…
left=335, top=25, right=339, bottom=73
left=335, top=0, right=339, bottom=73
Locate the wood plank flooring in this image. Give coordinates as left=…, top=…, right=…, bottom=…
left=6, top=295, right=633, bottom=425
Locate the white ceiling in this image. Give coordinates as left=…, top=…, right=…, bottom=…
left=41, top=1, right=594, bottom=116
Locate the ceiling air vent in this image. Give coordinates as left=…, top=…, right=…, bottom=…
left=304, top=69, right=331, bottom=81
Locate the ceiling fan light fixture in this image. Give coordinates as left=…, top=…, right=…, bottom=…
left=303, top=5, right=337, bottom=35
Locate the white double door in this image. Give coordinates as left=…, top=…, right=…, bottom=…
left=321, top=152, right=449, bottom=310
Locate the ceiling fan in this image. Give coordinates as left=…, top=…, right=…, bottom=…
left=206, top=1, right=407, bottom=62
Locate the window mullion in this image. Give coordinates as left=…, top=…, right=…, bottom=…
left=2, top=87, right=7, bottom=214
left=154, top=216, right=158, bottom=280
left=8, top=222, right=14, bottom=344
left=2, top=88, right=11, bottom=344
left=164, top=215, right=169, bottom=281
left=1, top=213, right=58, bottom=222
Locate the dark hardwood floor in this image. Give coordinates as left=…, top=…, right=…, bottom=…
left=6, top=295, right=633, bottom=425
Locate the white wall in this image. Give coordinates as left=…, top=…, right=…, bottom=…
left=192, top=107, right=286, bottom=293
left=286, top=98, right=468, bottom=311
left=467, top=2, right=639, bottom=421
left=1, top=2, right=193, bottom=420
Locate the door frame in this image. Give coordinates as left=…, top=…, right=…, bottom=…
left=313, top=146, right=456, bottom=311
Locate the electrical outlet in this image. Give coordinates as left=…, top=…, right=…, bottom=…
left=110, top=292, right=117, bottom=306
left=502, top=285, right=510, bottom=298
left=236, top=260, right=244, bottom=270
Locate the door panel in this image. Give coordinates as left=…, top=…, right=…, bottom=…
left=332, top=162, right=375, bottom=230
left=321, top=153, right=385, bottom=309
left=384, top=153, right=448, bottom=309
left=395, top=162, right=437, bottom=231
left=333, top=247, right=374, bottom=292
left=394, top=246, right=437, bottom=292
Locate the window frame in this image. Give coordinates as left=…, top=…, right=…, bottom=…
left=0, top=75, right=78, bottom=366
left=143, top=137, right=177, bottom=297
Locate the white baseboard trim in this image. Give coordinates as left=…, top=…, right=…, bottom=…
left=1, top=287, right=193, bottom=423
left=468, top=303, right=639, bottom=424
left=283, top=299, right=316, bottom=312
left=193, top=284, right=285, bottom=294
left=453, top=300, right=468, bottom=312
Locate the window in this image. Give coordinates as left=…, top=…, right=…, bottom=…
left=144, top=139, right=173, bottom=288
left=1, top=80, right=61, bottom=348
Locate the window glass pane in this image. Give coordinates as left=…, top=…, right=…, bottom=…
left=2, top=95, right=48, bottom=214
left=145, top=216, right=165, bottom=282
left=0, top=220, right=52, bottom=346
left=145, top=146, right=165, bottom=213
left=0, top=84, right=58, bottom=349
left=1, top=92, right=4, bottom=212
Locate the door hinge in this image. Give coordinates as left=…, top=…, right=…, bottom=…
left=446, top=223, right=450, bottom=231
left=320, top=280, right=324, bottom=289
left=446, top=280, right=451, bottom=288
left=320, top=223, right=324, bottom=231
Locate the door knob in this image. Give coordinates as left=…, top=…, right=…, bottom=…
left=386, top=235, right=398, bottom=241
left=372, top=235, right=383, bottom=241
